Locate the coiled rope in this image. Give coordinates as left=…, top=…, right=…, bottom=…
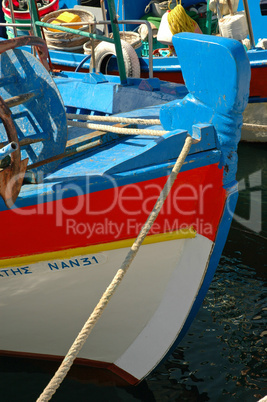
left=167, top=0, right=196, bottom=35
left=67, top=119, right=167, bottom=136
left=66, top=113, right=161, bottom=126
left=36, top=134, right=196, bottom=402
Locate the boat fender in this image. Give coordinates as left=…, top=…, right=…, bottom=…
left=242, top=38, right=251, bottom=51
left=219, top=11, right=248, bottom=41
left=157, top=5, right=202, bottom=45
left=157, top=11, right=173, bottom=45
left=256, top=38, right=267, bottom=50
left=92, top=39, right=140, bottom=78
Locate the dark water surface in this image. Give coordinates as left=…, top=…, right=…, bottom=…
left=0, top=143, right=266, bottom=401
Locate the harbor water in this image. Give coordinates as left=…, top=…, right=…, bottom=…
left=0, top=142, right=266, bottom=401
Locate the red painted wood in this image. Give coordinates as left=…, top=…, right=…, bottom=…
left=1, top=164, right=226, bottom=260
left=141, top=65, right=267, bottom=99
left=249, top=65, right=267, bottom=98
left=0, top=350, right=139, bottom=385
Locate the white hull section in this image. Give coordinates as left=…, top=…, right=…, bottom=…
left=242, top=102, right=267, bottom=142
left=0, top=234, right=213, bottom=381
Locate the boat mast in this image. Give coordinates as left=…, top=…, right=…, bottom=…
left=103, top=0, right=127, bottom=84
left=27, top=0, right=43, bottom=39
left=242, top=0, right=255, bottom=48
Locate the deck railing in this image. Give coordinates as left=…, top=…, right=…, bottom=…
left=1, top=0, right=154, bottom=82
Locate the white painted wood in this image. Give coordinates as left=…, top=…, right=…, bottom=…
left=115, top=234, right=213, bottom=380
left=0, top=234, right=212, bottom=381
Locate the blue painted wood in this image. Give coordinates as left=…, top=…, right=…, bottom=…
left=165, top=34, right=250, bottom=114
left=160, top=33, right=251, bottom=186
left=0, top=49, right=67, bottom=183
left=55, top=73, right=188, bottom=114
left=106, top=124, right=217, bottom=174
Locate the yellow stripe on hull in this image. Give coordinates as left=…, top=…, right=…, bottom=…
left=0, top=227, right=196, bottom=268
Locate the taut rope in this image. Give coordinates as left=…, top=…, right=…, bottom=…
left=66, top=113, right=161, bottom=126
left=36, top=134, right=196, bottom=402
left=67, top=119, right=167, bottom=136
left=242, top=123, right=267, bottom=131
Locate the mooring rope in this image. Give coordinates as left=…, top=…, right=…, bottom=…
left=67, top=119, right=167, bottom=136
left=66, top=113, right=161, bottom=126
left=36, top=134, right=196, bottom=402
left=242, top=123, right=267, bottom=130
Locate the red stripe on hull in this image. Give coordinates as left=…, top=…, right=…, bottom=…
left=249, top=65, right=267, bottom=98
left=141, top=65, right=267, bottom=99
left=1, top=164, right=226, bottom=260
left=0, top=350, right=138, bottom=386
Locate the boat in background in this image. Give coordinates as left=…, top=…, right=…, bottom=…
left=0, top=0, right=250, bottom=389
left=237, top=0, right=267, bottom=141
left=103, top=0, right=267, bottom=142
left=17, top=0, right=263, bottom=142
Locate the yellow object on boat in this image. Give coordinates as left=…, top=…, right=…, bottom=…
left=48, top=11, right=82, bottom=32
left=167, top=0, right=202, bottom=35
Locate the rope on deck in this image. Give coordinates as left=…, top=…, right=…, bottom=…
left=36, top=134, right=195, bottom=402
left=67, top=119, right=167, bottom=136
left=66, top=113, right=161, bottom=126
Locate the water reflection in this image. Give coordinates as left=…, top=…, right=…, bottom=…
left=148, top=253, right=266, bottom=402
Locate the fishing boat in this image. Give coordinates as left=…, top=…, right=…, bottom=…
left=0, top=0, right=265, bottom=141
left=0, top=0, right=250, bottom=390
